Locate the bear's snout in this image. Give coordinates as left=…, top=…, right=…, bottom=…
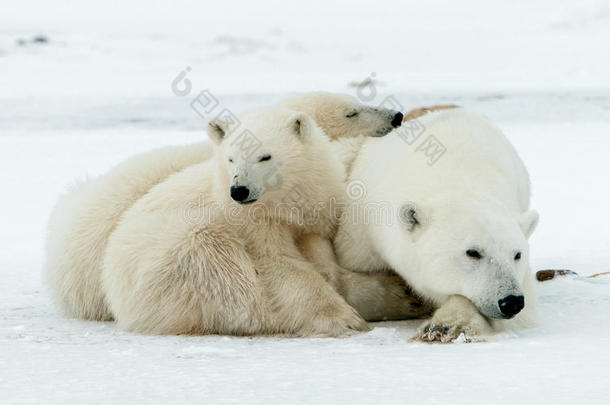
left=230, top=185, right=250, bottom=202
left=391, top=112, right=403, bottom=128
left=498, top=295, right=524, bottom=318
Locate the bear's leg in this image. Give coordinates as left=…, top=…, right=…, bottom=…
left=259, top=257, right=371, bottom=337
left=103, top=225, right=268, bottom=335
left=412, top=295, right=493, bottom=343
left=337, top=270, right=434, bottom=321
left=298, top=233, right=433, bottom=321
left=296, top=233, right=341, bottom=287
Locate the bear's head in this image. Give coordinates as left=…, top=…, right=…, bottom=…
left=397, top=199, right=539, bottom=320
left=279, top=92, right=403, bottom=139
left=207, top=107, right=343, bottom=209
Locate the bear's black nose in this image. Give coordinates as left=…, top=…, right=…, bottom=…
left=230, top=185, right=250, bottom=202
left=391, top=112, right=403, bottom=128
left=498, top=295, right=525, bottom=318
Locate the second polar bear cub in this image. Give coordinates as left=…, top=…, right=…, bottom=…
left=335, top=109, right=539, bottom=342
left=102, top=106, right=370, bottom=336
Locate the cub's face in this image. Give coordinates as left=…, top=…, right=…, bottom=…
left=280, top=92, right=403, bottom=139
left=207, top=108, right=320, bottom=205
left=400, top=201, right=539, bottom=319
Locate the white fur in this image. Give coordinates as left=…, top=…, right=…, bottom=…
left=279, top=92, right=400, bottom=139
left=45, top=93, right=402, bottom=322
left=101, top=107, right=373, bottom=335
left=335, top=109, right=539, bottom=341
left=45, top=143, right=213, bottom=320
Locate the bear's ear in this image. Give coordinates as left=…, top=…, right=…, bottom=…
left=400, top=202, right=427, bottom=232
left=290, top=113, right=312, bottom=140
left=207, top=119, right=228, bottom=145
left=518, top=210, right=539, bottom=239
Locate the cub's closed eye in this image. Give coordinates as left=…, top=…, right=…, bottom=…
left=466, top=249, right=482, bottom=259
left=514, top=252, right=522, bottom=261
left=345, top=111, right=359, bottom=118
left=259, top=154, right=271, bottom=162
left=228, top=158, right=234, bottom=163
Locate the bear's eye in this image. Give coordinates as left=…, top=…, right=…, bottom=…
left=514, top=252, right=522, bottom=261
left=258, top=154, right=271, bottom=162
left=228, top=158, right=234, bottom=163
left=345, top=110, right=359, bottom=118
left=466, top=249, right=482, bottom=259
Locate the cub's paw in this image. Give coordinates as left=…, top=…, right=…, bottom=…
left=305, top=303, right=371, bottom=338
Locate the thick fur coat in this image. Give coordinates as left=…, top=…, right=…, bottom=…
left=45, top=93, right=406, bottom=323
left=102, top=108, right=372, bottom=335
left=335, top=109, right=539, bottom=342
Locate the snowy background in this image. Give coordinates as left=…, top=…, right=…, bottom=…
left=1, top=0, right=610, bottom=403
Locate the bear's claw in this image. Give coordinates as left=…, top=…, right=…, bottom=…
left=409, top=295, right=493, bottom=344
left=410, top=322, right=479, bottom=344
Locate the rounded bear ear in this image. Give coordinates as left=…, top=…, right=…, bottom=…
left=290, top=113, right=312, bottom=140
left=399, top=202, right=427, bottom=232
left=207, top=119, right=228, bottom=145
left=518, top=210, right=539, bottom=239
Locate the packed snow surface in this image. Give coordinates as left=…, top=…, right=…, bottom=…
left=1, top=0, right=609, bottom=403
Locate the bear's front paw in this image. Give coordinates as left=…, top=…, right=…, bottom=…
left=411, top=320, right=484, bottom=343
left=409, top=295, right=493, bottom=344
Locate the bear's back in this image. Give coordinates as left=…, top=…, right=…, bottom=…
left=352, top=109, right=531, bottom=213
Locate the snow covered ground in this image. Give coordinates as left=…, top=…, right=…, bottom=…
left=1, top=1, right=609, bottom=403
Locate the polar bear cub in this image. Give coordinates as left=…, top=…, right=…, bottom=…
left=102, top=107, right=372, bottom=336
left=335, top=109, right=539, bottom=342
left=280, top=92, right=403, bottom=139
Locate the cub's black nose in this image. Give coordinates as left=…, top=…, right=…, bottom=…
left=391, top=112, right=403, bottom=128
left=230, top=185, right=250, bottom=202
left=498, top=295, right=525, bottom=318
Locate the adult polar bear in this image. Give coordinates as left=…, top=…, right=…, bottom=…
left=335, top=109, right=539, bottom=342
left=45, top=93, right=405, bottom=323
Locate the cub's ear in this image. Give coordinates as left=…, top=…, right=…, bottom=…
left=400, top=202, right=427, bottom=232
left=207, top=119, right=228, bottom=145
left=290, top=113, right=312, bottom=140
left=518, top=210, right=539, bottom=239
